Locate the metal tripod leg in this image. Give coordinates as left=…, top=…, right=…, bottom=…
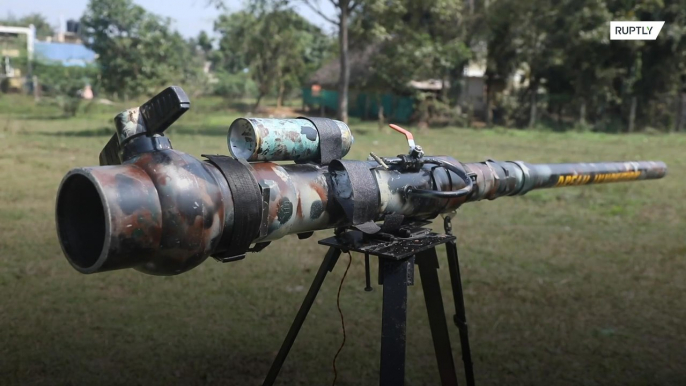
left=445, top=240, right=475, bottom=386
left=417, top=247, right=459, bottom=386
left=378, top=257, right=414, bottom=386
left=263, top=247, right=342, bottom=386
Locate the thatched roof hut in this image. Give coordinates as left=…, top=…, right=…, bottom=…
left=308, top=42, right=450, bottom=94
left=307, top=43, right=380, bottom=90
left=304, top=43, right=454, bottom=123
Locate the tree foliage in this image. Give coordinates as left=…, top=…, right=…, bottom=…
left=0, top=13, right=54, bottom=39
left=363, top=0, right=471, bottom=126
left=11, top=0, right=686, bottom=132
left=32, top=62, right=100, bottom=116
left=353, top=0, right=686, bottom=131
left=482, top=0, right=686, bottom=131
left=214, top=4, right=331, bottom=109
left=80, top=0, right=202, bottom=99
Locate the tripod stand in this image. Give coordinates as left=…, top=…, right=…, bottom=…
left=262, top=217, right=475, bottom=386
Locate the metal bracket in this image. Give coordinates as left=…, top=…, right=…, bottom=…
left=214, top=254, right=246, bottom=263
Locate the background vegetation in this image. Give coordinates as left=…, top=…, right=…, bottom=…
left=1, top=0, right=685, bottom=384
left=0, top=94, right=684, bottom=386
left=5, top=0, right=686, bottom=132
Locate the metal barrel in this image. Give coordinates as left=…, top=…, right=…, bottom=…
left=462, top=160, right=667, bottom=202
left=55, top=87, right=670, bottom=277
left=55, top=152, right=667, bottom=276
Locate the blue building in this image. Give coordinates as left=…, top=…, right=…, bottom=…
left=34, top=41, right=96, bottom=67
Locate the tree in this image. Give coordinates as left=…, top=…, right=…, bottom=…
left=215, top=11, right=274, bottom=109
left=33, top=62, right=99, bottom=116
left=214, top=12, right=252, bottom=75
left=360, top=0, right=470, bottom=129
left=80, top=0, right=198, bottom=99
left=214, top=5, right=330, bottom=109
left=299, top=0, right=365, bottom=122
left=0, top=13, right=54, bottom=39
left=196, top=30, right=214, bottom=58
left=623, top=0, right=686, bottom=132
left=554, top=0, right=614, bottom=127
left=481, top=0, right=686, bottom=132
left=21, top=14, right=54, bottom=39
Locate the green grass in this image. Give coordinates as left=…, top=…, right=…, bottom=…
left=1, top=94, right=685, bottom=385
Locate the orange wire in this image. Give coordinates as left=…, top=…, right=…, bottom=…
left=388, top=123, right=414, bottom=141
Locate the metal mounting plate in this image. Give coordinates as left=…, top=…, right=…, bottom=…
left=319, top=229, right=455, bottom=260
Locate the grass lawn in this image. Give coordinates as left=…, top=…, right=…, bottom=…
left=1, top=95, right=684, bottom=385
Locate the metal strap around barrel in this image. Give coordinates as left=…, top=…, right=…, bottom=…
left=298, top=117, right=342, bottom=164
left=203, top=155, right=262, bottom=261
left=329, top=160, right=380, bottom=230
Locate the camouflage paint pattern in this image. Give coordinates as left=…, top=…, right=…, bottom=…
left=248, top=162, right=347, bottom=241
left=247, top=157, right=467, bottom=241
left=245, top=158, right=668, bottom=238
left=56, top=144, right=667, bottom=276
left=56, top=148, right=234, bottom=276
left=114, top=107, right=147, bottom=143
left=57, top=164, right=163, bottom=273
left=228, top=118, right=353, bottom=162
left=55, top=87, right=670, bottom=276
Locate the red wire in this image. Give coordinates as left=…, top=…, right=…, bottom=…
left=331, top=252, right=353, bottom=386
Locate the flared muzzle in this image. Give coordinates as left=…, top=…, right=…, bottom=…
left=56, top=165, right=163, bottom=274
left=56, top=149, right=233, bottom=276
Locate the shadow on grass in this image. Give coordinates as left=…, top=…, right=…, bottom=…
left=226, top=100, right=254, bottom=113
left=8, top=340, right=282, bottom=385
left=192, top=100, right=259, bottom=114
left=11, top=114, right=73, bottom=121
left=170, top=124, right=228, bottom=136
left=34, top=127, right=114, bottom=137
left=2, top=301, right=293, bottom=386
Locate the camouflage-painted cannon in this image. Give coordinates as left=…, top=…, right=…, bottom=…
left=55, top=87, right=667, bottom=276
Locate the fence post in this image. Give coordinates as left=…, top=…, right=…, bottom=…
left=32, top=76, right=39, bottom=101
